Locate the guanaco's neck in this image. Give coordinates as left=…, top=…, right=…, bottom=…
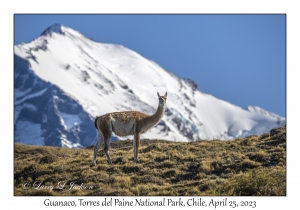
left=147, top=104, right=166, bottom=126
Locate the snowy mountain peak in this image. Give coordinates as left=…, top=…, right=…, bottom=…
left=14, top=24, right=286, bottom=147
left=40, top=24, right=85, bottom=39
left=41, top=23, right=90, bottom=40
left=41, top=23, right=64, bottom=36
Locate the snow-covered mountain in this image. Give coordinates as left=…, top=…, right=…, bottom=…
left=14, top=24, right=286, bottom=147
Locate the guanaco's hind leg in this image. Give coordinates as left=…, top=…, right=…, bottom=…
left=103, top=120, right=113, bottom=165
left=93, top=129, right=104, bottom=166
left=133, top=132, right=140, bottom=163
left=104, top=139, right=112, bottom=165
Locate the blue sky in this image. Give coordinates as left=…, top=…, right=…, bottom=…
left=14, top=14, right=286, bottom=117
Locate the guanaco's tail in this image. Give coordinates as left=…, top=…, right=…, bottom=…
left=94, top=116, right=100, bottom=130
left=86, top=116, right=100, bottom=149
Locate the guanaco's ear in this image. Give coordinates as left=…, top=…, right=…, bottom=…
left=157, top=92, right=160, bottom=97
left=165, top=92, right=167, bottom=97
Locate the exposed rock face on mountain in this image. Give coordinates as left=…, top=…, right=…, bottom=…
left=14, top=55, right=96, bottom=147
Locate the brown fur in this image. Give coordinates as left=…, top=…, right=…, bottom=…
left=92, top=92, right=167, bottom=166
left=108, top=111, right=149, bottom=123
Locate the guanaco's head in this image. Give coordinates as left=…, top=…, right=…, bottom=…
left=157, top=92, right=167, bottom=107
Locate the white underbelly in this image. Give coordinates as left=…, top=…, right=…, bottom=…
left=111, top=119, right=136, bottom=136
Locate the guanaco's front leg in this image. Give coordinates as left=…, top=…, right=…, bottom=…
left=134, top=132, right=140, bottom=163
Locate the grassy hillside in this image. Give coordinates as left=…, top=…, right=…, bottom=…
left=14, top=126, right=286, bottom=196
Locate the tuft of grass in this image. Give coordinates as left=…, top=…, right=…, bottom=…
left=199, top=160, right=211, bottom=173
left=40, top=154, right=59, bottom=164
left=163, top=168, right=181, bottom=178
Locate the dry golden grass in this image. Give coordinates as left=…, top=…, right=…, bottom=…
left=14, top=126, right=286, bottom=196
